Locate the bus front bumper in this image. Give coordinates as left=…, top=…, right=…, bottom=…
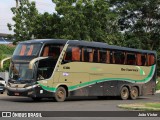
left=6, top=84, right=38, bottom=97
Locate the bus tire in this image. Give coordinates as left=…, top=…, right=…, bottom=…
left=55, top=87, right=66, bottom=102
left=120, top=86, right=129, bottom=100
left=130, top=87, right=138, bottom=100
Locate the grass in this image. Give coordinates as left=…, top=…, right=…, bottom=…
left=156, top=78, right=160, bottom=90
left=118, top=103, right=160, bottom=111
left=146, top=103, right=160, bottom=108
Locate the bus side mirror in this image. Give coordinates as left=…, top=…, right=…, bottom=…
left=29, top=57, right=48, bottom=69
left=0, top=57, right=11, bottom=69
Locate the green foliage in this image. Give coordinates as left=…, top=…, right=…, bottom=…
left=34, top=12, right=62, bottom=39
left=156, top=78, right=160, bottom=90
left=0, top=45, right=15, bottom=55
left=52, top=0, right=123, bottom=44
left=110, top=0, right=160, bottom=50
left=8, top=0, right=38, bottom=44
left=8, top=0, right=160, bottom=50
left=0, top=45, right=15, bottom=71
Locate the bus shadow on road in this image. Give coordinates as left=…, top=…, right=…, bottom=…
left=0, top=95, right=148, bottom=103
left=65, top=96, right=147, bottom=102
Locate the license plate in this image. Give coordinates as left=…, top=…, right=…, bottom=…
left=15, top=93, right=19, bottom=96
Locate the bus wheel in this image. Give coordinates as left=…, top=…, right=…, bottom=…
left=130, top=87, right=138, bottom=100
left=120, top=87, right=129, bottom=100
left=55, top=87, right=66, bottom=102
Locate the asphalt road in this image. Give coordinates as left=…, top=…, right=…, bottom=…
left=0, top=92, right=160, bottom=120
left=0, top=92, right=160, bottom=111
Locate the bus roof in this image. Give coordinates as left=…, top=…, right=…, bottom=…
left=20, top=39, right=156, bottom=54
left=20, top=39, right=68, bottom=44
left=68, top=40, right=156, bottom=54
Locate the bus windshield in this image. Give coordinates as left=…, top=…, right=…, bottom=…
left=13, top=43, right=42, bottom=56
left=9, top=64, right=34, bottom=81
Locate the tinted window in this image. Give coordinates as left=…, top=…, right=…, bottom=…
left=141, top=54, right=147, bottom=66
left=64, top=46, right=81, bottom=61
left=99, top=49, right=107, bottom=63
left=110, top=51, right=114, bottom=64
left=148, top=54, right=155, bottom=66
left=41, top=44, right=63, bottom=59
left=114, top=51, right=125, bottom=64
left=93, top=49, right=99, bottom=63
left=64, top=47, right=72, bottom=61
left=14, top=43, right=42, bottom=56
left=83, top=48, right=93, bottom=62
left=126, top=53, right=136, bottom=65
left=37, top=59, right=55, bottom=80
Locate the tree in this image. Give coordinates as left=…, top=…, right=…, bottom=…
left=110, top=0, right=160, bottom=50
left=8, top=0, right=38, bottom=44
left=52, top=0, right=123, bottom=44
left=34, top=12, right=62, bottom=39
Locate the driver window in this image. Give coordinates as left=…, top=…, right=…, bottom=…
left=37, top=59, right=55, bottom=80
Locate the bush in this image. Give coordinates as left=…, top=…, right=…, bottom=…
left=156, top=78, right=160, bottom=90
left=0, top=44, right=15, bottom=55
left=0, top=44, right=15, bottom=71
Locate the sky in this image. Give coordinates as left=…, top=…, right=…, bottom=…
left=0, top=0, right=56, bottom=34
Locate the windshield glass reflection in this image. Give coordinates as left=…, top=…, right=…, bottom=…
left=10, top=64, right=34, bottom=81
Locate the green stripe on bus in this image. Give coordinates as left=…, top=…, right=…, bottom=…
left=69, top=65, right=155, bottom=91
left=38, top=65, right=155, bottom=92
left=37, top=82, right=56, bottom=92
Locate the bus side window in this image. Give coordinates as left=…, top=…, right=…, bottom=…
left=89, top=49, right=94, bottom=62
left=41, top=45, right=61, bottom=58
left=93, top=49, right=99, bottom=63
left=83, top=48, right=93, bottom=62
left=72, top=47, right=80, bottom=61
left=141, top=54, right=147, bottom=66
left=126, top=53, right=136, bottom=65
left=110, top=51, right=114, bottom=64
left=99, top=49, right=107, bottom=63
left=64, top=46, right=81, bottom=62
left=64, top=47, right=72, bottom=61
left=114, top=51, right=125, bottom=64
left=49, top=46, right=60, bottom=59
left=148, top=54, right=155, bottom=66
left=106, top=50, right=110, bottom=64
left=42, top=46, right=49, bottom=57
left=137, top=53, right=142, bottom=66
